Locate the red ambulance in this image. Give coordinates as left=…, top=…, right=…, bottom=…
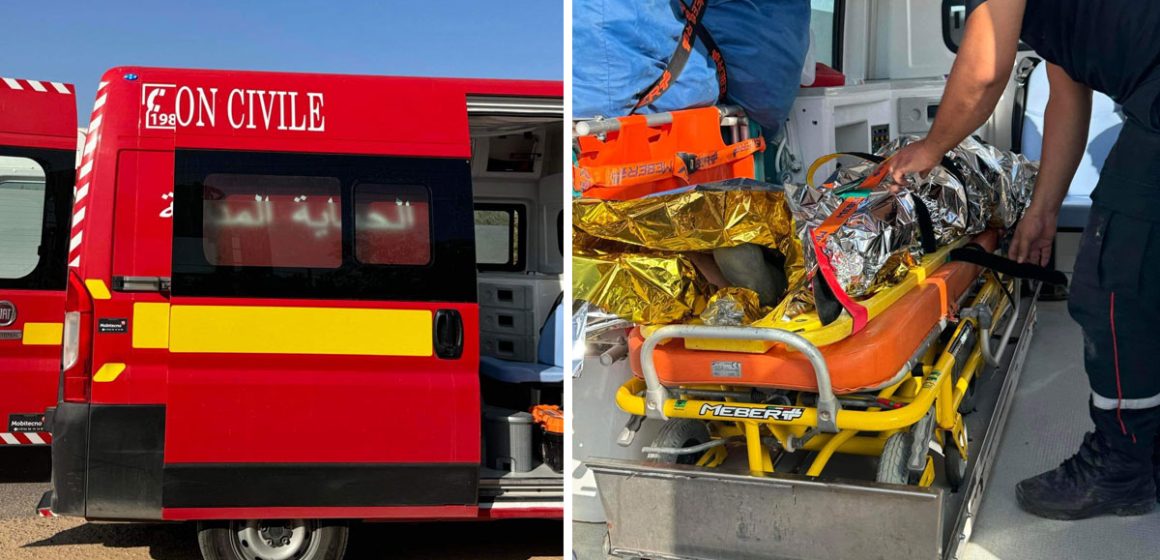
left=38, top=67, right=564, bottom=560
left=0, top=77, right=77, bottom=448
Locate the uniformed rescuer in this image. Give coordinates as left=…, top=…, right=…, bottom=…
left=884, top=0, right=1160, bottom=520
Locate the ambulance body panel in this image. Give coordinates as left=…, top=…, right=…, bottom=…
left=50, top=67, right=562, bottom=522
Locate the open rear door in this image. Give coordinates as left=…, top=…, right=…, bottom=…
left=0, top=77, right=78, bottom=445
left=1012, top=54, right=1123, bottom=231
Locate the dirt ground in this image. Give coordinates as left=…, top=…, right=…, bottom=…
left=0, top=448, right=563, bottom=560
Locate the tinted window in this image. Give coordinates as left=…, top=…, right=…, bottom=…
left=202, top=174, right=343, bottom=269
left=0, top=149, right=72, bottom=291
left=355, top=184, right=431, bottom=266
left=474, top=203, right=525, bottom=272
left=173, top=150, right=476, bottom=303
left=0, top=157, right=47, bottom=279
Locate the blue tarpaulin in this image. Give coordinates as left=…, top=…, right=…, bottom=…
left=573, top=0, right=810, bottom=132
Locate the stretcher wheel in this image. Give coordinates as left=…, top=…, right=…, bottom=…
left=647, top=419, right=711, bottom=464
left=876, top=432, right=913, bottom=485
left=197, top=519, right=348, bottom=560
left=958, top=375, right=978, bottom=415
left=946, top=447, right=968, bottom=492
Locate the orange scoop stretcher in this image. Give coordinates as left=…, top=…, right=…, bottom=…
left=629, top=229, right=998, bottom=395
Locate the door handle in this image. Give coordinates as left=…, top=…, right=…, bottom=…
left=0, top=330, right=21, bottom=341
left=433, top=309, right=464, bottom=360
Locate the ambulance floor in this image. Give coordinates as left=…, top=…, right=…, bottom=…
left=960, top=300, right=1160, bottom=560
left=571, top=301, right=1160, bottom=560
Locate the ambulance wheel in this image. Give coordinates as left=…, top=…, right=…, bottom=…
left=647, top=419, right=711, bottom=465
left=876, top=432, right=913, bottom=485
left=197, top=519, right=349, bottom=560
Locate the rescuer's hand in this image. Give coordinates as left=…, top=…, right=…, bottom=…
left=1009, top=208, right=1057, bottom=266
left=884, top=139, right=944, bottom=192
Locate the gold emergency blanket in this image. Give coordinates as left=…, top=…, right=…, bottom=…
left=573, top=180, right=804, bottom=325
left=572, top=251, right=708, bottom=325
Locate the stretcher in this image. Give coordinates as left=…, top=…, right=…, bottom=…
left=592, top=233, right=1040, bottom=560
left=573, top=105, right=763, bottom=200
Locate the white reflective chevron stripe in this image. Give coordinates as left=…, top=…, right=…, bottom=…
left=24, top=433, right=45, bottom=445
left=70, top=231, right=83, bottom=252
left=0, top=434, right=19, bottom=445
left=51, top=81, right=70, bottom=94
left=1092, top=391, right=1160, bottom=410
left=2, top=77, right=22, bottom=90
left=83, top=132, right=98, bottom=156
left=27, top=80, right=46, bottom=92
left=93, top=93, right=107, bottom=110
left=89, top=114, right=103, bottom=131
left=72, top=206, right=86, bottom=227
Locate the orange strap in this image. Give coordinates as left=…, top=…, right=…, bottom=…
left=926, top=276, right=950, bottom=318
left=574, top=137, right=765, bottom=193
left=812, top=197, right=862, bottom=247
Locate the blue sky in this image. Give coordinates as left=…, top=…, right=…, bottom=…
left=1, top=1, right=562, bottom=125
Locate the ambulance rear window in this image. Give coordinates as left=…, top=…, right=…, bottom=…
left=0, top=157, right=47, bottom=280
left=201, top=174, right=343, bottom=269
left=474, top=203, right=526, bottom=272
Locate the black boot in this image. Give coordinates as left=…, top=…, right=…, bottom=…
left=1154, top=431, right=1160, bottom=503
left=1016, top=405, right=1157, bottom=520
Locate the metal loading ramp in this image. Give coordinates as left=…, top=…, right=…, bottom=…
left=583, top=293, right=1039, bottom=560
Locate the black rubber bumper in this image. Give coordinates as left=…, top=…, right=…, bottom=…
left=49, top=402, right=89, bottom=517
left=50, top=403, right=166, bottom=520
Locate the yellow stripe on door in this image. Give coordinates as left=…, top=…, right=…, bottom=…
left=21, top=323, right=63, bottom=345
left=132, top=302, right=170, bottom=349
left=169, top=306, right=433, bottom=357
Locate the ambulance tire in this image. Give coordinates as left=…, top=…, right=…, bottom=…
left=197, top=519, right=349, bottom=560
left=876, top=432, right=913, bottom=485
left=647, top=419, right=711, bottom=465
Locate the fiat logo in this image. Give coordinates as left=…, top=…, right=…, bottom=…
left=0, top=301, right=14, bottom=328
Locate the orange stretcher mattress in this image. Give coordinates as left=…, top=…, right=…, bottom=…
left=628, top=231, right=999, bottom=394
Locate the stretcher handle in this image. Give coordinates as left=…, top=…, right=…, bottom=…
left=573, top=105, right=744, bottom=137
left=982, top=278, right=1025, bottom=367
left=639, top=325, right=840, bottom=433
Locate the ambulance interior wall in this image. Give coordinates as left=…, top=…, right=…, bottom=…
left=471, top=122, right=565, bottom=367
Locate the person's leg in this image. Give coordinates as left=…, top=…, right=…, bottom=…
left=1016, top=207, right=1160, bottom=519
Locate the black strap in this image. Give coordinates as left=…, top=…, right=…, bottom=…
left=911, top=196, right=939, bottom=254
left=950, top=244, right=1069, bottom=286
left=812, top=273, right=844, bottom=326
left=631, top=0, right=726, bottom=114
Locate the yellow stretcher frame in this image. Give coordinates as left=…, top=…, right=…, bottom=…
left=618, top=272, right=1016, bottom=483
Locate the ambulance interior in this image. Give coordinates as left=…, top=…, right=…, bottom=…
left=572, top=1, right=1159, bottom=558
left=469, top=105, right=565, bottom=495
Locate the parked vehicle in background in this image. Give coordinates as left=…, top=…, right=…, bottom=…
left=0, top=77, right=77, bottom=448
